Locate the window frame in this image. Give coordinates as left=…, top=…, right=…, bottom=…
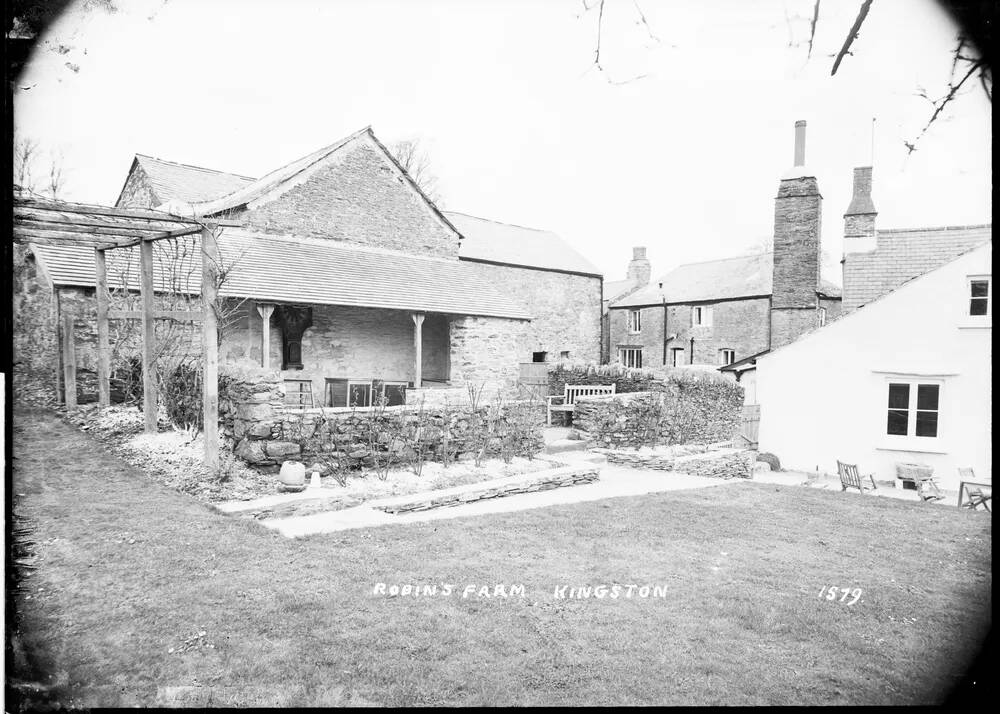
left=967, top=275, right=991, bottom=319
left=719, top=349, right=736, bottom=366
left=818, top=306, right=827, bottom=327
left=692, top=305, right=713, bottom=327
left=619, top=347, right=643, bottom=369
left=628, top=309, right=642, bottom=334
left=880, top=377, right=945, bottom=452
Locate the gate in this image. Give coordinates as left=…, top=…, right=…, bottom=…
left=739, top=404, right=760, bottom=448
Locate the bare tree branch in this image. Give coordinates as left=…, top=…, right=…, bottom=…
left=831, top=0, right=873, bottom=76
left=905, top=56, right=985, bottom=153
left=391, top=138, right=443, bottom=207
left=807, top=0, right=820, bottom=59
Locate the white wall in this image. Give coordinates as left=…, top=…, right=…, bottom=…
left=756, top=242, right=991, bottom=490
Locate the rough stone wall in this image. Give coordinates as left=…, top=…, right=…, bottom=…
left=771, top=176, right=823, bottom=348
left=13, top=245, right=59, bottom=400
left=232, top=139, right=459, bottom=258
left=459, top=261, right=601, bottom=364
left=596, top=445, right=753, bottom=479
left=449, top=315, right=528, bottom=389
left=609, top=297, right=771, bottom=367
left=115, top=164, right=160, bottom=208
left=573, top=374, right=743, bottom=448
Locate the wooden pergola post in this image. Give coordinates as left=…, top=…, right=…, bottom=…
left=140, top=239, right=157, bottom=432
left=95, top=248, right=111, bottom=408
left=256, top=303, right=275, bottom=369
left=202, top=225, right=220, bottom=470
left=412, top=312, right=425, bottom=388
left=61, top=312, right=77, bottom=409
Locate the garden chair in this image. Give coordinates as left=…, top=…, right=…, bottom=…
left=837, top=460, right=878, bottom=495
left=957, top=467, right=991, bottom=511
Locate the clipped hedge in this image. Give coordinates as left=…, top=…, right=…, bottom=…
left=573, top=369, right=743, bottom=448
left=548, top=361, right=668, bottom=396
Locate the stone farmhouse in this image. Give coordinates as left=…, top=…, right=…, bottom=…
left=607, top=121, right=842, bottom=371
left=13, top=126, right=603, bottom=407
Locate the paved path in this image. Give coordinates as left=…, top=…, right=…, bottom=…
left=257, top=462, right=735, bottom=537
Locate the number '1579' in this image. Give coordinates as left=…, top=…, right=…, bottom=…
left=819, top=586, right=862, bottom=605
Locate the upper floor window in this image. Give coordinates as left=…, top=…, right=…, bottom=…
left=628, top=309, right=642, bottom=333
left=719, top=349, right=736, bottom=366
left=692, top=305, right=712, bottom=327
left=969, top=276, right=991, bottom=317
left=619, top=347, right=642, bottom=368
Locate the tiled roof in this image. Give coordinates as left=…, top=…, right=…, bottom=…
left=604, top=278, right=641, bottom=303
left=842, top=224, right=992, bottom=311
left=612, top=252, right=841, bottom=308
left=119, top=133, right=596, bottom=277
left=445, top=211, right=602, bottom=277
left=131, top=155, right=256, bottom=205
left=31, top=230, right=531, bottom=320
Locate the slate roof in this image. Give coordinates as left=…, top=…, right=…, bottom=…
left=128, top=155, right=255, bottom=205
left=604, top=278, right=640, bottom=303
left=30, top=230, right=532, bottom=320
left=117, top=131, right=597, bottom=277
left=444, top=211, right=602, bottom=277
left=611, top=252, right=842, bottom=308
left=842, top=224, right=992, bottom=311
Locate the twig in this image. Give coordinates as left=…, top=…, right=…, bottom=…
left=831, top=0, right=873, bottom=76
left=905, top=58, right=984, bottom=153
left=807, top=0, right=820, bottom=59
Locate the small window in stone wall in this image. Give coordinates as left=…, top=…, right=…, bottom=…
left=692, top=305, right=712, bottom=327
left=559, top=350, right=570, bottom=360
left=719, top=349, right=736, bottom=366
left=532, top=352, right=548, bottom=363
left=628, top=310, right=642, bottom=333
left=619, top=347, right=642, bottom=368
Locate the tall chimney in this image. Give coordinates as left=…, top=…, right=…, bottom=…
left=842, top=166, right=879, bottom=312
left=770, top=120, right=823, bottom=349
left=626, top=246, right=651, bottom=286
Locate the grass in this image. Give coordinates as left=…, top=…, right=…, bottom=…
left=8, top=408, right=992, bottom=707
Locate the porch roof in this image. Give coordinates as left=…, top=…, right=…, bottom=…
left=31, top=228, right=533, bottom=320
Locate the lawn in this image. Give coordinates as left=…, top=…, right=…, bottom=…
left=7, top=408, right=992, bottom=707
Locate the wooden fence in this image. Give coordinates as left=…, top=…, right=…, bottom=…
left=738, top=404, right=760, bottom=448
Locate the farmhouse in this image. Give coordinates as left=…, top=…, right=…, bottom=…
left=13, top=126, right=602, bottom=406
left=608, top=121, right=842, bottom=370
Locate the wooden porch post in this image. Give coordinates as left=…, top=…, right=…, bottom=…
left=412, top=312, right=425, bottom=388
left=256, top=303, right=275, bottom=369
left=202, top=225, right=220, bottom=470
left=140, top=239, right=157, bottom=432
left=61, top=312, right=77, bottom=409
left=95, top=248, right=111, bottom=408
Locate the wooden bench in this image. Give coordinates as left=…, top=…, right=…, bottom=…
left=546, top=384, right=616, bottom=426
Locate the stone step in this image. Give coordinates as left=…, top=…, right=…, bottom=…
left=543, top=438, right=594, bottom=454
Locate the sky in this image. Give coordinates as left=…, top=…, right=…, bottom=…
left=13, top=0, right=992, bottom=286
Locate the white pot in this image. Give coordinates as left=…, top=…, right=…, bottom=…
left=278, top=460, right=306, bottom=487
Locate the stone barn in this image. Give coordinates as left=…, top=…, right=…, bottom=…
left=14, top=126, right=602, bottom=407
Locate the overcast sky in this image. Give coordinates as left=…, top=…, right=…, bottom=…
left=14, top=0, right=992, bottom=285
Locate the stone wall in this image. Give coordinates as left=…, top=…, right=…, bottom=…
left=13, top=245, right=59, bottom=402
left=573, top=373, right=743, bottom=448
left=115, top=163, right=161, bottom=208
left=595, top=444, right=753, bottom=479
left=221, top=367, right=545, bottom=470
left=459, top=261, right=602, bottom=364
left=230, top=137, right=460, bottom=258
left=449, top=315, right=528, bottom=389
left=609, top=297, right=772, bottom=368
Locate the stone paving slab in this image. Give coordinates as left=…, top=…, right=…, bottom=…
left=260, top=465, right=733, bottom=538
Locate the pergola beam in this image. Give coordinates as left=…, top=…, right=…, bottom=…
left=14, top=227, right=134, bottom=249
left=14, top=196, right=242, bottom=226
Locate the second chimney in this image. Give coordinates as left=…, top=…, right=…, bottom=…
left=843, top=166, right=877, bottom=251
left=627, top=246, right=651, bottom=286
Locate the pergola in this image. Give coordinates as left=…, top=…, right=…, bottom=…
left=13, top=195, right=242, bottom=468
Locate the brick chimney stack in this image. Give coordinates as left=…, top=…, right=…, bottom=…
left=626, top=246, right=651, bottom=286
left=842, top=166, right=877, bottom=254
left=770, top=120, right=823, bottom=349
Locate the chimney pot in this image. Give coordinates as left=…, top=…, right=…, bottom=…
left=793, top=120, right=807, bottom=167
left=632, top=246, right=647, bottom=259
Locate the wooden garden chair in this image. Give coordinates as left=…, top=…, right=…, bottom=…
left=837, top=460, right=878, bottom=495
left=957, top=467, right=992, bottom=511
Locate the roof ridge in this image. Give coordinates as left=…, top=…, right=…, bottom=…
left=135, top=154, right=257, bottom=181
left=673, top=251, right=772, bottom=269
left=877, top=223, right=992, bottom=234
left=444, top=210, right=552, bottom=234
